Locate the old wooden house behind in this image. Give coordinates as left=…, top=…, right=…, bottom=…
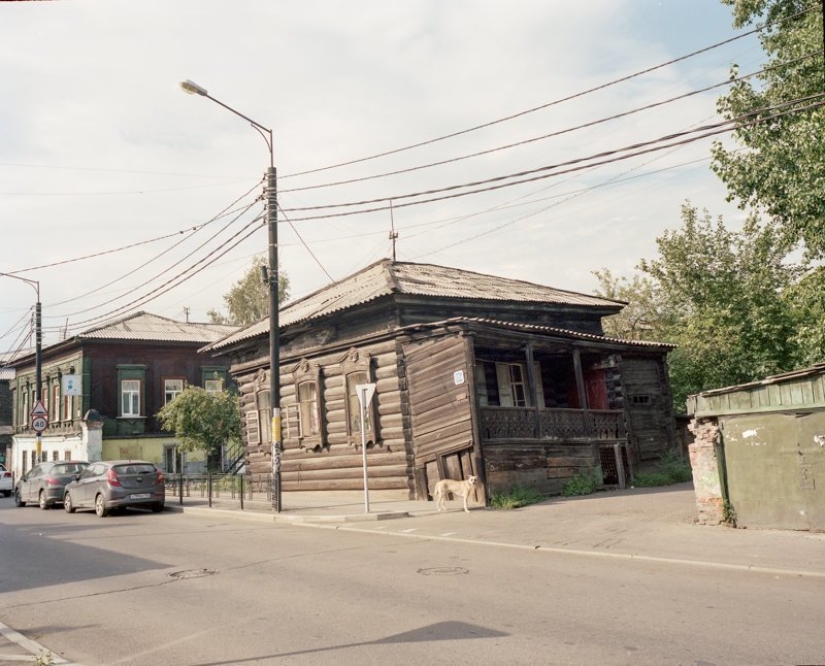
left=205, top=260, right=677, bottom=504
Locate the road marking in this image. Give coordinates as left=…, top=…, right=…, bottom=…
left=0, top=620, right=72, bottom=664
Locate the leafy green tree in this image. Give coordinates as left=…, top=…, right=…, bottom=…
left=208, top=256, right=291, bottom=326
left=712, top=0, right=825, bottom=257
left=592, top=269, right=673, bottom=340
left=784, top=266, right=825, bottom=365
left=643, top=204, right=801, bottom=405
left=156, top=387, right=242, bottom=471
left=597, top=203, right=802, bottom=410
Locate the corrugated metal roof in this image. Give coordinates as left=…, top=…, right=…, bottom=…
left=79, top=312, right=238, bottom=343
left=206, top=259, right=627, bottom=351
left=417, top=317, right=675, bottom=349
left=689, top=362, right=825, bottom=399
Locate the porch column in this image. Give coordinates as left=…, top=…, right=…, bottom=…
left=523, top=342, right=540, bottom=438
left=572, top=347, right=590, bottom=411
left=573, top=347, right=599, bottom=483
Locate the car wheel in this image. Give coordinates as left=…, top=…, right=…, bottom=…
left=39, top=490, right=50, bottom=510
left=14, top=490, right=26, bottom=507
left=151, top=503, right=164, bottom=513
left=95, top=494, right=108, bottom=518
left=64, top=492, right=76, bottom=514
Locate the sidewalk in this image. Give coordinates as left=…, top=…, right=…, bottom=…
left=167, top=483, right=825, bottom=578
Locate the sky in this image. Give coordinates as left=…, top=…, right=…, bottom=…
left=0, top=0, right=766, bottom=354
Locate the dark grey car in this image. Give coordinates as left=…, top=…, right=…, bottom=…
left=64, top=460, right=165, bottom=517
left=14, top=461, right=90, bottom=509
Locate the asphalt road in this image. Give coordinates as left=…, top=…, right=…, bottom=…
left=1, top=495, right=823, bottom=666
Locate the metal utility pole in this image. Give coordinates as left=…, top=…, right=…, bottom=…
left=0, top=273, right=42, bottom=461
left=180, top=80, right=282, bottom=512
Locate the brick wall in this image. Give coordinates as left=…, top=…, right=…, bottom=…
left=688, top=418, right=725, bottom=525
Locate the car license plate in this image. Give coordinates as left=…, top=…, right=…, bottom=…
left=130, top=493, right=151, bottom=500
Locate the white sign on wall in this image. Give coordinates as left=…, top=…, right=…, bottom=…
left=62, top=374, right=82, bottom=396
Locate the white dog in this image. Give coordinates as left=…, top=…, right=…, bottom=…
left=434, top=475, right=478, bottom=513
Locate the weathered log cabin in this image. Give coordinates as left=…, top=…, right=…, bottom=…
left=204, top=259, right=677, bottom=504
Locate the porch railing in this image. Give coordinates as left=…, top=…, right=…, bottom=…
left=479, top=407, right=625, bottom=441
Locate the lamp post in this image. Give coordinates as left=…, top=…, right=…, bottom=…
left=180, top=80, right=281, bottom=512
left=0, top=273, right=42, bottom=462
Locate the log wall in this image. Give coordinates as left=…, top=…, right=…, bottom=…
left=235, top=337, right=415, bottom=496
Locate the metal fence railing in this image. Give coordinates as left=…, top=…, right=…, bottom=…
left=164, top=472, right=274, bottom=510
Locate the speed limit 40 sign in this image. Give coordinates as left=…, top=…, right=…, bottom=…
left=31, top=400, right=49, bottom=432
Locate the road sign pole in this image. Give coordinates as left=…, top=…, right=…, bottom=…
left=361, top=388, right=369, bottom=514
left=356, top=383, right=376, bottom=514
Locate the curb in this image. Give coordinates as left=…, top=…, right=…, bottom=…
left=166, top=504, right=417, bottom=524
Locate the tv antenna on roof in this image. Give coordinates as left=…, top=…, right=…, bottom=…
left=389, top=200, right=399, bottom=262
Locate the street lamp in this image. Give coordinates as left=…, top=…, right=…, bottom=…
left=180, top=79, right=282, bottom=512
left=0, top=273, right=42, bottom=462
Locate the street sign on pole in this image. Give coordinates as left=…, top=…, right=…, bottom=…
left=356, top=383, right=377, bottom=513
left=31, top=400, right=49, bottom=434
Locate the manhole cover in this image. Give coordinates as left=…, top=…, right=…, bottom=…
left=168, top=568, right=218, bottom=580
left=417, top=567, right=469, bottom=576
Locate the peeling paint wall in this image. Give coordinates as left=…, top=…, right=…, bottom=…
left=721, top=412, right=825, bottom=530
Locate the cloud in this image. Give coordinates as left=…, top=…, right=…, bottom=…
left=0, top=0, right=758, bottom=347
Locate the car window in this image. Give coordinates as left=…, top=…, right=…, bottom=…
left=80, top=463, right=105, bottom=478
left=53, top=464, right=86, bottom=475
left=115, top=464, right=156, bottom=475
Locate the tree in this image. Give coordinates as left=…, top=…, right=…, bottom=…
left=208, top=256, right=291, bottom=326
left=592, top=269, right=673, bottom=340
left=156, top=387, right=242, bottom=471
left=712, top=0, right=825, bottom=257
left=597, top=203, right=802, bottom=410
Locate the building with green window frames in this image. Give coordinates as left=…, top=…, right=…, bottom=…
left=6, top=312, right=237, bottom=480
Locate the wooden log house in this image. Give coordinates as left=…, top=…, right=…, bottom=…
left=203, top=260, right=677, bottom=504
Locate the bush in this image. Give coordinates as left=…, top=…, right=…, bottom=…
left=561, top=472, right=598, bottom=497
left=632, top=451, right=693, bottom=487
left=490, top=485, right=545, bottom=509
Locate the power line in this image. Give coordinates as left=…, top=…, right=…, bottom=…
left=279, top=94, right=825, bottom=221
left=48, top=198, right=263, bottom=309
left=8, top=181, right=262, bottom=276
left=279, top=10, right=801, bottom=181
left=50, top=213, right=266, bottom=334
left=277, top=203, right=335, bottom=282
left=280, top=53, right=817, bottom=195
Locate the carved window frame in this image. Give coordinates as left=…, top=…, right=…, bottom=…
left=246, top=368, right=270, bottom=450
left=291, top=359, right=325, bottom=451
left=341, top=348, right=376, bottom=448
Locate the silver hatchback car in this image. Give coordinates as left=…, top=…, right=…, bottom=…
left=64, top=460, right=165, bottom=517
left=15, top=461, right=89, bottom=509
